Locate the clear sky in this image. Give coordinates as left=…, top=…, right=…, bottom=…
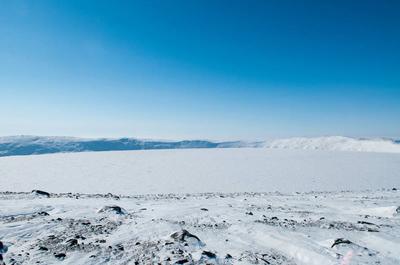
left=1, top=0, right=399, bottom=140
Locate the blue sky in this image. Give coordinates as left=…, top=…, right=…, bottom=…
left=1, top=0, right=399, bottom=140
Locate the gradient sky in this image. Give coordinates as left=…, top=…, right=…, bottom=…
left=1, top=0, right=399, bottom=140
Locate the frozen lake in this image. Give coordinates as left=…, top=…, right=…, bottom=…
left=1, top=148, right=399, bottom=195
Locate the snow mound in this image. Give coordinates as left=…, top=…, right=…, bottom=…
left=266, top=136, right=400, bottom=153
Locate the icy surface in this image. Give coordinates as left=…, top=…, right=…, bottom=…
left=0, top=190, right=399, bottom=265
left=0, top=148, right=399, bottom=195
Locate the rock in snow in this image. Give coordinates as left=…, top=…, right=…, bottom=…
left=331, top=238, right=352, bottom=248
left=31, top=190, right=50, bottom=197
left=170, top=230, right=202, bottom=243
left=97, top=205, right=127, bottom=215
left=0, top=242, right=7, bottom=254
left=54, top=253, right=66, bottom=260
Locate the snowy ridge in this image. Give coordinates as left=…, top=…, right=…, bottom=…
left=0, top=136, right=263, bottom=157
left=266, top=136, right=400, bottom=153
left=0, top=135, right=399, bottom=157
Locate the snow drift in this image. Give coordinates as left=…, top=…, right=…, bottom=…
left=266, top=136, right=400, bottom=153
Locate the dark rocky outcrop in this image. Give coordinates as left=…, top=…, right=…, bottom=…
left=202, top=251, right=216, bottom=259
left=0, top=241, right=8, bottom=254
left=32, top=190, right=50, bottom=197
left=38, top=246, right=48, bottom=251
left=66, top=238, right=78, bottom=247
left=171, top=230, right=201, bottom=243
left=97, top=205, right=127, bottom=215
left=54, top=253, right=66, bottom=260
left=331, top=238, right=352, bottom=248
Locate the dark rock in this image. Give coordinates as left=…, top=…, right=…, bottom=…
left=246, top=212, right=254, bottom=216
left=358, top=221, right=377, bottom=226
left=116, top=244, right=124, bottom=251
left=66, top=238, right=78, bottom=247
left=202, top=251, right=216, bottom=259
left=38, top=246, right=48, bottom=251
left=171, top=229, right=201, bottom=243
left=0, top=241, right=7, bottom=254
left=75, top=235, right=86, bottom=240
left=54, top=253, right=66, bottom=260
left=37, top=211, right=49, bottom=216
left=200, top=208, right=208, bottom=211
left=32, top=190, right=50, bottom=197
left=225, top=254, right=233, bottom=259
left=396, top=206, right=400, bottom=214
left=97, top=205, right=127, bottom=215
left=175, top=259, right=189, bottom=264
left=331, top=238, right=352, bottom=248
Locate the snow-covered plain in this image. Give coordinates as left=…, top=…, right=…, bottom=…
left=0, top=148, right=400, bottom=194
left=1, top=147, right=400, bottom=264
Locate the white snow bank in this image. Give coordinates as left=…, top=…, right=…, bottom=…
left=266, top=136, right=400, bottom=153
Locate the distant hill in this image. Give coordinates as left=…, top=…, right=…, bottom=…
left=0, top=136, right=263, bottom=157
left=265, top=136, right=400, bottom=153
left=1, top=135, right=399, bottom=157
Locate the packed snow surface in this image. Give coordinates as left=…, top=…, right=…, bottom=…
left=1, top=148, right=400, bottom=264
left=1, top=190, right=399, bottom=264
left=0, top=148, right=399, bottom=194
